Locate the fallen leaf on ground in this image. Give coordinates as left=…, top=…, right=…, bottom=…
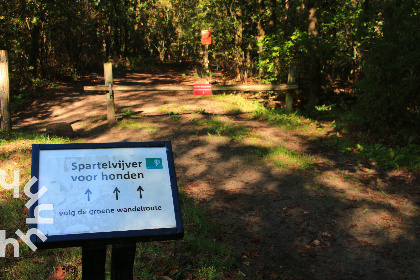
left=51, top=266, right=65, bottom=280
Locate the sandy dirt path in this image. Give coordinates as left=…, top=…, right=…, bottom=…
left=13, top=70, right=420, bottom=279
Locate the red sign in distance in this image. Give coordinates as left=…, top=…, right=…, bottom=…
left=201, top=30, right=211, bottom=45
left=193, top=84, right=212, bottom=95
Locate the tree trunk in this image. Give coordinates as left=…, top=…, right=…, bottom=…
left=29, top=23, right=41, bottom=78
left=306, top=4, right=321, bottom=107
left=308, top=56, right=321, bottom=106
left=268, top=0, right=277, bottom=33
left=257, top=0, right=266, bottom=80
left=235, top=3, right=246, bottom=82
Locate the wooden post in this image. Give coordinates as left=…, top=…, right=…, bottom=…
left=204, top=45, right=209, bottom=84
left=286, top=66, right=296, bottom=114
left=104, top=62, right=115, bottom=124
left=0, top=50, right=11, bottom=131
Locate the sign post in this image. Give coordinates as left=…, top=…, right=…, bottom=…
left=30, top=142, right=183, bottom=278
left=201, top=30, right=211, bottom=84
left=82, top=245, right=106, bottom=280
left=111, top=243, right=136, bottom=280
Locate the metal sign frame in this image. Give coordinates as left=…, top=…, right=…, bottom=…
left=29, top=141, right=183, bottom=249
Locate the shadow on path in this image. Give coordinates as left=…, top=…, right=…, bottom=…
left=13, top=70, right=420, bottom=279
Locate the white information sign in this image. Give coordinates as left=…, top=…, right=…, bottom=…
left=30, top=142, right=183, bottom=248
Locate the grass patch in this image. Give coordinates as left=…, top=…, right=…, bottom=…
left=210, top=93, right=264, bottom=114
left=192, top=116, right=251, bottom=141
left=1, top=246, right=82, bottom=280
left=251, top=108, right=313, bottom=131
left=0, top=132, right=79, bottom=279
left=267, top=146, right=314, bottom=170
left=210, top=93, right=316, bottom=132
left=246, top=145, right=314, bottom=170
left=170, top=115, right=182, bottom=123
left=117, top=119, right=157, bottom=133
left=0, top=131, right=69, bottom=146
left=119, top=109, right=141, bottom=119
left=0, top=131, right=69, bottom=196
left=0, top=197, right=27, bottom=233
left=159, top=104, right=206, bottom=115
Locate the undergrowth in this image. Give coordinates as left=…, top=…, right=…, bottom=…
left=328, top=134, right=420, bottom=170
left=251, top=107, right=312, bottom=130
left=314, top=106, right=420, bottom=170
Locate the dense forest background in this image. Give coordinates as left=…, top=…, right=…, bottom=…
left=1, top=0, right=419, bottom=143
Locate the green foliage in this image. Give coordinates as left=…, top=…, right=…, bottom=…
left=355, top=1, right=420, bottom=139
left=328, top=133, right=420, bottom=170
left=257, top=29, right=310, bottom=83
left=353, top=139, right=420, bottom=170
left=315, top=104, right=334, bottom=112
left=2, top=0, right=419, bottom=147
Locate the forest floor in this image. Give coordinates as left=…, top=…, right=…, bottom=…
left=12, top=69, right=420, bottom=279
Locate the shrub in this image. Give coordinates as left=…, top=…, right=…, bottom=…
left=355, top=1, right=420, bottom=140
